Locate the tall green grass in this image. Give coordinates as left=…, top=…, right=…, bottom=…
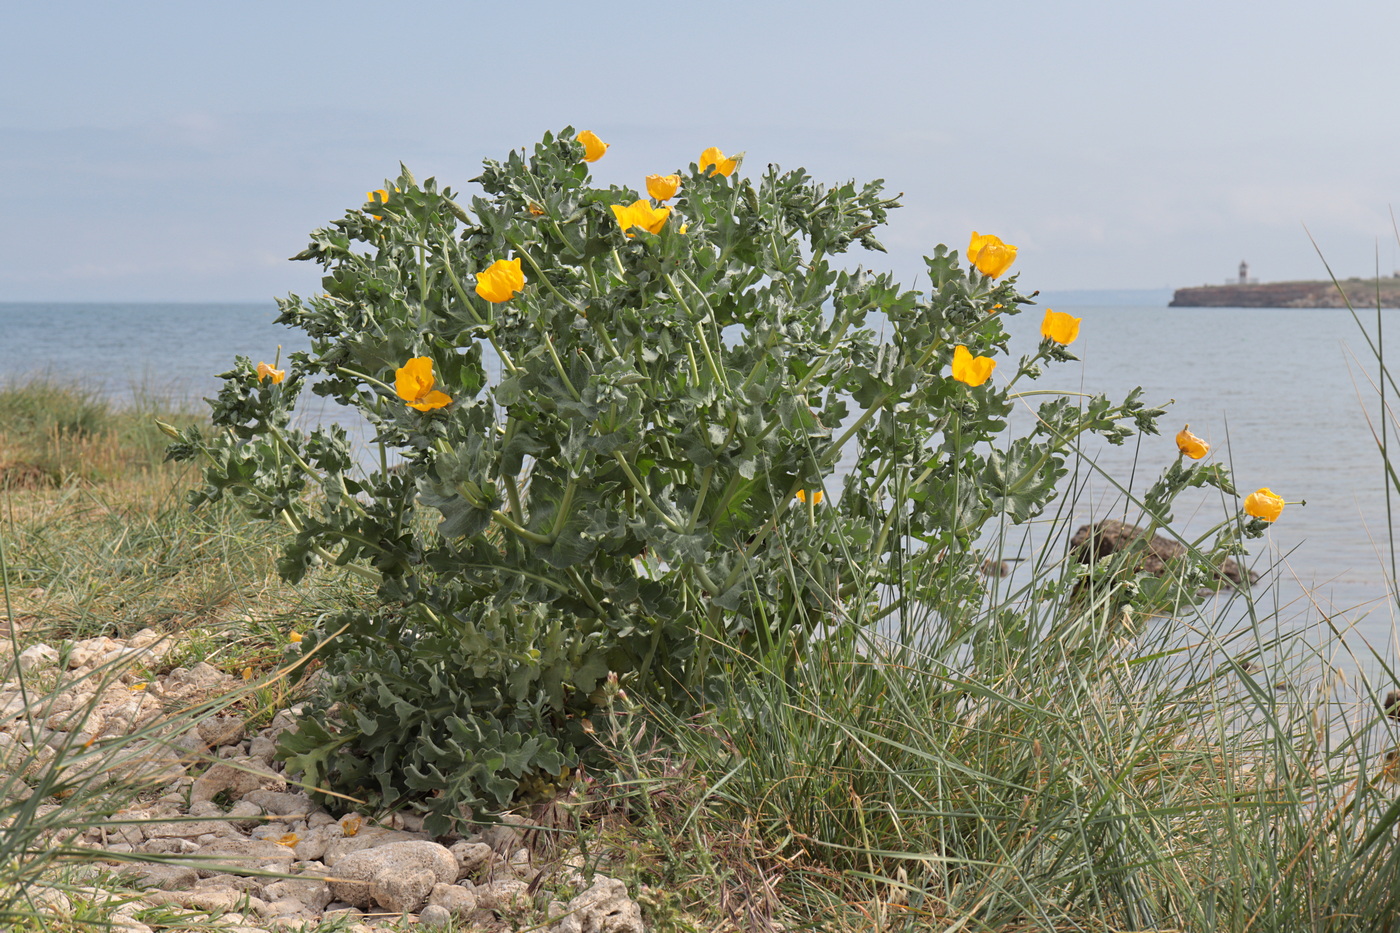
left=599, top=331, right=1400, bottom=931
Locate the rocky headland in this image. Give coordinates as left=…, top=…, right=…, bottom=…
left=1170, top=277, right=1400, bottom=308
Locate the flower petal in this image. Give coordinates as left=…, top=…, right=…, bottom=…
left=1175, top=425, right=1210, bottom=460
left=475, top=258, right=525, bottom=303
left=950, top=345, right=996, bottom=387
left=646, top=174, right=681, bottom=201
left=699, top=147, right=738, bottom=177
left=577, top=130, right=609, bottom=162
left=1040, top=309, right=1082, bottom=346
left=256, top=361, right=285, bottom=384
left=1243, top=487, right=1284, bottom=522
left=395, top=357, right=436, bottom=403
left=407, top=389, right=452, bottom=412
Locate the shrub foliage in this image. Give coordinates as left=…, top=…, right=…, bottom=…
left=169, top=128, right=1187, bottom=832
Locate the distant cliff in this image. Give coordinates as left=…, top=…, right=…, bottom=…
left=1170, top=278, right=1400, bottom=308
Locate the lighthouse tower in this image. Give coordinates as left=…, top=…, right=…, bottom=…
left=1239, top=261, right=1249, bottom=285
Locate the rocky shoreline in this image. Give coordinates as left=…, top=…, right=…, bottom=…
left=5, top=631, right=646, bottom=933
left=1169, top=278, right=1400, bottom=308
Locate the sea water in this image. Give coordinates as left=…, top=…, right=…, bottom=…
left=2, top=301, right=1397, bottom=664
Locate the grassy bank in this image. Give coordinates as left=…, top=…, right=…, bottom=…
left=1, top=382, right=1398, bottom=932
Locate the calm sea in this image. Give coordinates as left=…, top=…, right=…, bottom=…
left=2, top=302, right=1397, bottom=663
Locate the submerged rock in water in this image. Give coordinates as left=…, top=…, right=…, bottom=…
left=1070, top=519, right=1258, bottom=587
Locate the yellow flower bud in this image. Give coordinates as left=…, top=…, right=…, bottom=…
left=949, top=345, right=995, bottom=387
left=1175, top=425, right=1209, bottom=460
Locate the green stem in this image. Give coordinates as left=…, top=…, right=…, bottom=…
left=566, top=566, right=606, bottom=615
left=687, top=465, right=715, bottom=534
left=550, top=477, right=578, bottom=539
left=612, top=452, right=683, bottom=533
left=266, top=424, right=370, bottom=520
left=492, top=509, right=553, bottom=545
left=542, top=334, right=582, bottom=402
left=336, top=367, right=396, bottom=396
left=663, top=273, right=727, bottom=390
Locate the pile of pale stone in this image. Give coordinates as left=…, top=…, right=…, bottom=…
left=4, top=631, right=646, bottom=933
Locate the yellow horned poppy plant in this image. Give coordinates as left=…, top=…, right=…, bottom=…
left=256, top=361, right=285, bottom=384
left=1176, top=425, right=1209, bottom=460
left=795, top=489, right=824, bottom=504
left=1040, top=309, right=1082, bottom=346
left=395, top=357, right=452, bottom=411
left=1243, top=487, right=1284, bottom=522
left=646, top=174, right=681, bottom=201
left=968, top=232, right=1018, bottom=278
left=950, top=345, right=995, bottom=387
left=577, top=130, right=608, bottom=162
left=475, top=258, right=525, bottom=303
left=610, top=200, right=671, bottom=236
left=699, top=147, right=739, bottom=177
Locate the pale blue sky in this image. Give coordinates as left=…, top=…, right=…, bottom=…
left=4, top=0, right=1400, bottom=301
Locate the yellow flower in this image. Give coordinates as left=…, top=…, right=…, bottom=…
left=1176, top=425, right=1209, bottom=460
left=366, top=189, right=389, bottom=221
left=527, top=202, right=546, bottom=216
left=289, top=631, right=303, bottom=644
left=256, top=361, right=285, bottom=384
left=474, top=258, right=525, bottom=303
left=795, top=489, right=824, bottom=505
left=646, top=174, right=681, bottom=201
left=577, top=130, right=609, bottom=163
left=610, top=200, right=671, bottom=237
left=967, top=232, right=1018, bottom=278
left=340, top=814, right=362, bottom=837
left=395, top=357, right=452, bottom=411
left=242, top=666, right=254, bottom=681
left=1040, top=309, right=1081, bottom=346
left=950, top=345, right=996, bottom=387
left=1243, top=487, right=1284, bottom=522
left=699, top=147, right=739, bottom=177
